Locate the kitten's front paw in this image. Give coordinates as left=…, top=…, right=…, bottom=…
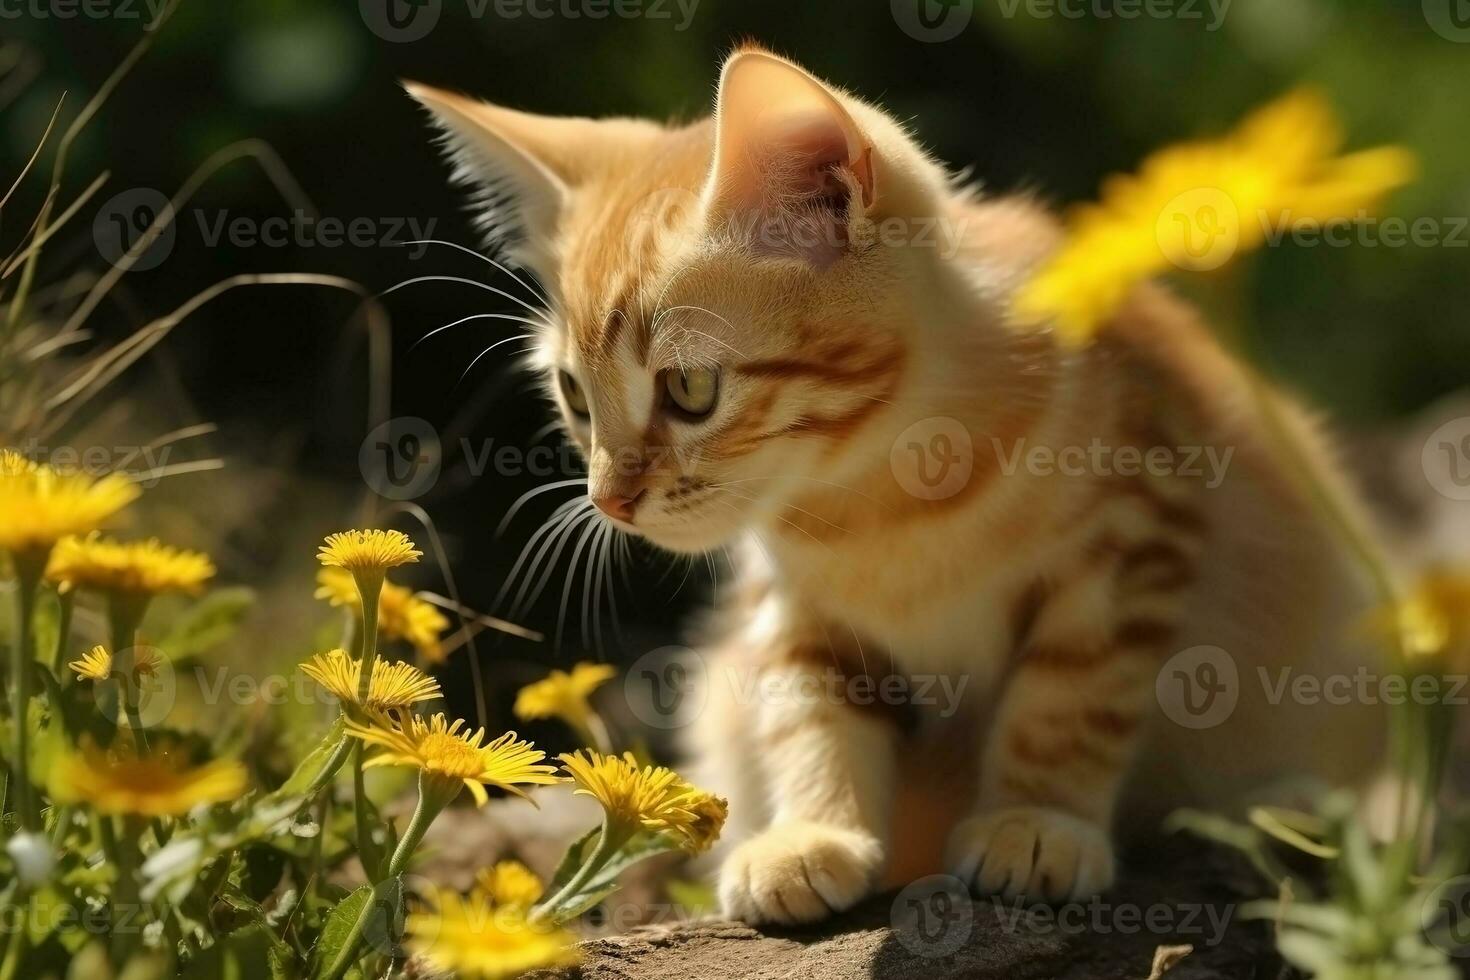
left=719, top=821, right=883, bottom=925
left=945, top=807, right=1114, bottom=902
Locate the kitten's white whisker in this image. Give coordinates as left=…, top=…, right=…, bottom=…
left=508, top=502, right=596, bottom=620
left=410, top=312, right=548, bottom=353
left=584, top=522, right=607, bottom=655
left=497, top=477, right=589, bottom=537
left=514, top=507, right=601, bottom=621
left=399, top=239, right=551, bottom=305
left=493, top=497, right=586, bottom=613
left=458, top=333, right=535, bottom=386
left=555, top=514, right=601, bottom=654
left=379, top=275, right=552, bottom=323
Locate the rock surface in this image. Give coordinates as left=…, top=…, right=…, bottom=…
left=525, top=839, right=1288, bottom=980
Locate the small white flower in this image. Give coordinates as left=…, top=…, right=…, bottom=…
left=140, top=837, right=205, bottom=902
left=6, top=833, right=55, bottom=886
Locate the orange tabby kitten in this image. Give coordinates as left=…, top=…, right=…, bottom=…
left=409, top=46, right=1382, bottom=924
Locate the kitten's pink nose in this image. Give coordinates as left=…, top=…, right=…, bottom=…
left=593, top=490, right=644, bottom=523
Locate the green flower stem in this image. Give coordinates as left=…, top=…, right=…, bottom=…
left=107, top=593, right=151, bottom=751
left=352, top=572, right=385, bottom=699
left=97, top=811, right=141, bottom=963
left=9, top=554, right=43, bottom=830
left=1211, top=271, right=1431, bottom=861
left=348, top=572, right=385, bottom=875
left=51, top=589, right=74, bottom=676
left=0, top=893, right=31, bottom=980
left=531, top=818, right=629, bottom=925
left=323, top=774, right=451, bottom=980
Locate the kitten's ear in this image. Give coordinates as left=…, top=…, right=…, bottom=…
left=405, top=82, right=602, bottom=264
left=704, top=49, right=875, bottom=263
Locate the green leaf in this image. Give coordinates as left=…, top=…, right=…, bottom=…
left=1248, top=806, right=1340, bottom=859
left=155, top=587, right=256, bottom=660
left=540, top=826, right=683, bottom=924
left=276, top=719, right=347, bottom=801
left=308, top=878, right=402, bottom=979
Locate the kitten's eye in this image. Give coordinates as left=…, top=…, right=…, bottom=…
left=559, top=370, right=590, bottom=419
left=664, top=367, right=720, bottom=419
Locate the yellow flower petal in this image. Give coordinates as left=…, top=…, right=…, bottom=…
left=317, top=529, right=421, bottom=574
left=0, top=462, right=138, bottom=557
left=315, top=568, right=450, bottom=664
left=69, top=645, right=113, bottom=681
left=299, top=648, right=442, bottom=711
left=559, top=750, right=727, bottom=854
left=52, top=738, right=247, bottom=817
left=47, top=533, right=215, bottom=597
left=343, top=711, right=559, bottom=806
left=1370, top=568, right=1470, bottom=666
left=1014, top=87, right=1417, bottom=344
left=513, top=662, right=616, bottom=731
left=405, top=887, right=579, bottom=980
left=474, top=860, right=544, bottom=909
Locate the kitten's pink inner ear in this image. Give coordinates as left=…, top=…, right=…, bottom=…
left=709, top=52, right=875, bottom=214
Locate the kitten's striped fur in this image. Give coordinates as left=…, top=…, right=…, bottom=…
left=411, top=46, right=1383, bottom=924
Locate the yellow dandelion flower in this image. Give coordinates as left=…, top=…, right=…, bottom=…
left=513, top=662, right=616, bottom=731
left=559, top=751, right=728, bottom=854
left=315, top=568, right=451, bottom=664
left=343, top=711, right=559, bottom=807
left=0, top=463, right=139, bottom=557
left=406, top=887, right=579, bottom=980
left=46, top=533, right=215, bottom=597
left=317, top=529, right=421, bottom=574
left=52, top=739, right=247, bottom=817
left=68, top=645, right=162, bottom=682
left=474, top=860, right=544, bottom=909
left=1371, top=568, right=1470, bottom=666
left=1015, top=87, right=1417, bottom=344
left=69, top=645, right=113, bottom=681
left=299, top=648, right=442, bottom=711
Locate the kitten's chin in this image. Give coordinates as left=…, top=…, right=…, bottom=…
left=633, top=522, right=737, bottom=556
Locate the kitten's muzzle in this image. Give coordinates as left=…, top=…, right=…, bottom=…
left=592, top=489, right=645, bottom=524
